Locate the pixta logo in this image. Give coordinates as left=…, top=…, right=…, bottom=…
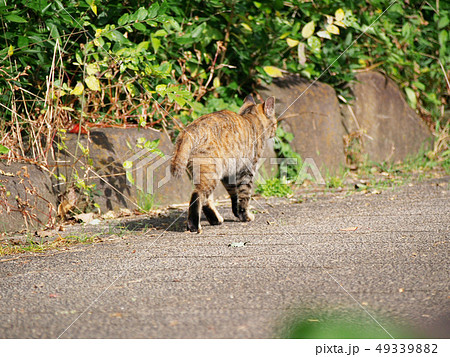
left=124, top=148, right=171, bottom=194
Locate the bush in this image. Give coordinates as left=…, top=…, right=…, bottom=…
left=0, top=0, right=448, bottom=163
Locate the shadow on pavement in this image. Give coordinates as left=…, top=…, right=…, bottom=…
left=116, top=210, right=188, bottom=232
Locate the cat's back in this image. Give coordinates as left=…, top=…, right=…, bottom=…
left=186, top=109, right=244, bottom=136
left=183, top=109, right=252, bottom=157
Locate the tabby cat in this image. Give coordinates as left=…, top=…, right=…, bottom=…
left=171, top=95, right=276, bottom=233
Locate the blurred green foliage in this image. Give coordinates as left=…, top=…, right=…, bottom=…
left=0, top=0, right=448, bottom=160
left=281, top=309, right=420, bottom=339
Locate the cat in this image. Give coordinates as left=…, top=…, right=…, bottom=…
left=171, top=95, right=276, bottom=233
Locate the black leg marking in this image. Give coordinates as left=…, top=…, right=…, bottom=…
left=222, top=179, right=239, bottom=218
left=187, top=192, right=201, bottom=232
left=203, top=205, right=221, bottom=225
left=230, top=194, right=239, bottom=218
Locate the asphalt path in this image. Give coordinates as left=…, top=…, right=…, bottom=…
left=0, top=178, right=448, bottom=338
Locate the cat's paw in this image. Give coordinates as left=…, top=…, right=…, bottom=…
left=215, top=214, right=224, bottom=225
left=238, top=210, right=254, bottom=222
left=187, top=221, right=202, bottom=233
left=246, top=211, right=255, bottom=221
left=205, top=212, right=224, bottom=225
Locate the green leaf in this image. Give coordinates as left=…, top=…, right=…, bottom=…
left=438, top=16, right=449, bottom=30
left=404, top=87, right=417, bottom=109
left=133, top=22, right=147, bottom=32
left=213, top=77, right=220, bottom=88
left=286, top=38, right=299, bottom=47
left=147, top=3, right=159, bottom=18
left=307, top=36, right=321, bottom=53
left=190, top=23, right=206, bottom=38
left=151, top=35, right=160, bottom=53
left=86, top=63, right=99, bottom=76
left=90, top=2, right=97, bottom=15
left=0, top=144, right=10, bottom=154
left=109, top=30, right=127, bottom=43
left=302, top=21, right=315, bottom=39
left=326, top=24, right=340, bottom=35
left=135, top=7, right=148, bottom=21
left=402, top=23, right=412, bottom=39
left=412, top=81, right=425, bottom=91
left=155, top=84, right=167, bottom=93
left=241, top=23, right=252, bottom=32
left=5, top=14, right=27, bottom=23
left=75, top=52, right=83, bottom=65
left=263, top=66, right=283, bottom=78
left=136, top=41, right=150, bottom=52
left=118, top=13, right=129, bottom=26
left=126, top=83, right=138, bottom=97
left=17, top=36, right=29, bottom=49
left=317, top=31, right=331, bottom=39
left=153, top=29, right=168, bottom=37
left=335, top=8, right=345, bottom=22
left=439, top=30, right=448, bottom=48
left=85, top=76, right=100, bottom=91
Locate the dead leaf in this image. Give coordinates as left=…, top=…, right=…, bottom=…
left=228, top=242, right=247, bottom=247
left=58, top=200, right=72, bottom=218
left=102, top=211, right=116, bottom=220
left=74, top=212, right=95, bottom=223
left=0, top=169, right=15, bottom=177
left=297, top=42, right=306, bottom=65
left=58, top=188, right=77, bottom=218
left=35, top=230, right=51, bottom=238
left=119, top=208, right=132, bottom=216
left=340, top=226, right=358, bottom=231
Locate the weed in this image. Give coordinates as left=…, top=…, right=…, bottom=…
left=137, top=190, right=156, bottom=213
left=273, top=127, right=303, bottom=182
left=256, top=178, right=293, bottom=198
left=326, top=175, right=344, bottom=189
left=0, top=232, right=100, bottom=256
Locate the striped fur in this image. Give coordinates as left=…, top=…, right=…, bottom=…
left=171, top=95, right=276, bottom=233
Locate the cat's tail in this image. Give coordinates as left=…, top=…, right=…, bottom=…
left=170, top=132, right=193, bottom=178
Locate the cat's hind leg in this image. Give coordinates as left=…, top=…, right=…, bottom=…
left=202, top=193, right=223, bottom=226
left=221, top=180, right=239, bottom=218
left=188, top=169, right=219, bottom=233
left=187, top=191, right=202, bottom=233
left=236, top=174, right=255, bottom=222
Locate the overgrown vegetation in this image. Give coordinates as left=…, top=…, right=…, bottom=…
left=0, top=0, right=448, bottom=205
left=1, top=1, right=448, bottom=161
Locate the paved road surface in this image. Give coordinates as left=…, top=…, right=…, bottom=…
left=0, top=178, right=448, bottom=338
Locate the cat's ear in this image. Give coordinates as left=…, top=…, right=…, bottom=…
left=238, top=95, right=256, bottom=114
left=244, top=95, right=256, bottom=104
left=264, top=96, right=275, bottom=118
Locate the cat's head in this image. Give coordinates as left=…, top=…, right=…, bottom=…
left=239, top=95, right=277, bottom=138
